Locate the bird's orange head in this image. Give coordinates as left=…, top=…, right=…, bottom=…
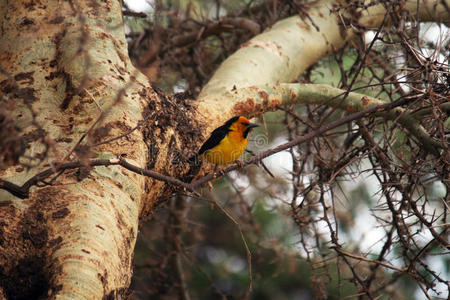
left=228, top=116, right=259, bottom=138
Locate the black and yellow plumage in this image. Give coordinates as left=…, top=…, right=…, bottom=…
left=190, top=116, right=258, bottom=166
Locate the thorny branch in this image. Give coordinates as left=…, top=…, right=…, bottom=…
left=1, top=98, right=418, bottom=200
left=0, top=157, right=196, bottom=199
left=282, top=2, right=449, bottom=297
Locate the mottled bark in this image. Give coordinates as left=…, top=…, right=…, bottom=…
left=0, top=0, right=191, bottom=298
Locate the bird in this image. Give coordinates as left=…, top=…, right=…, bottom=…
left=189, top=116, right=259, bottom=166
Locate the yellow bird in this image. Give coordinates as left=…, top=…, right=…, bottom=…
left=190, top=116, right=259, bottom=166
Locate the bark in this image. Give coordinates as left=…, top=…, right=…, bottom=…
left=0, top=0, right=448, bottom=299
left=0, top=0, right=188, bottom=298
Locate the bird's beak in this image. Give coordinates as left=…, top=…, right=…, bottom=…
left=247, top=123, right=259, bottom=129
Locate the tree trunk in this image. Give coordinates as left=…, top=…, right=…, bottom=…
left=0, top=0, right=183, bottom=298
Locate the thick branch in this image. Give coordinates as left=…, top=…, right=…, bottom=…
left=199, top=0, right=450, bottom=98
left=194, top=0, right=450, bottom=142
left=200, top=83, right=441, bottom=153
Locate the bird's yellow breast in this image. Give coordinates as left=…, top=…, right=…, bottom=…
left=200, top=131, right=248, bottom=165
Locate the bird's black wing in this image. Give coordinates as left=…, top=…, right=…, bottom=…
left=197, top=116, right=239, bottom=155
left=188, top=116, right=239, bottom=164
left=197, top=125, right=229, bottom=155
left=187, top=126, right=228, bottom=164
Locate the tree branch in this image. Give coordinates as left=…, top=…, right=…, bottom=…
left=1, top=96, right=416, bottom=200
left=122, top=10, right=147, bottom=18
left=171, top=17, right=261, bottom=48
left=0, top=158, right=197, bottom=199
left=205, top=83, right=441, bottom=153
left=190, top=96, right=418, bottom=188
left=198, top=0, right=450, bottom=98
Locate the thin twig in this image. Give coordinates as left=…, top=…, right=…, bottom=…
left=206, top=191, right=253, bottom=292
left=122, top=10, right=147, bottom=18
left=0, top=158, right=198, bottom=199
left=245, top=149, right=274, bottom=178
left=330, top=246, right=407, bottom=273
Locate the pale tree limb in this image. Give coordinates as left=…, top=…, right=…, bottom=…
left=199, top=0, right=450, bottom=98
left=222, top=83, right=441, bottom=152
left=196, top=0, right=450, bottom=134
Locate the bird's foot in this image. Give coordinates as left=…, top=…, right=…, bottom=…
left=234, top=160, right=244, bottom=168
left=216, top=167, right=226, bottom=177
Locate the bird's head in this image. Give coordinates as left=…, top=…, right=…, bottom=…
left=228, top=116, right=259, bottom=138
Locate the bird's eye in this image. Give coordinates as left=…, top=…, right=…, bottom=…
left=241, top=122, right=249, bottom=126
